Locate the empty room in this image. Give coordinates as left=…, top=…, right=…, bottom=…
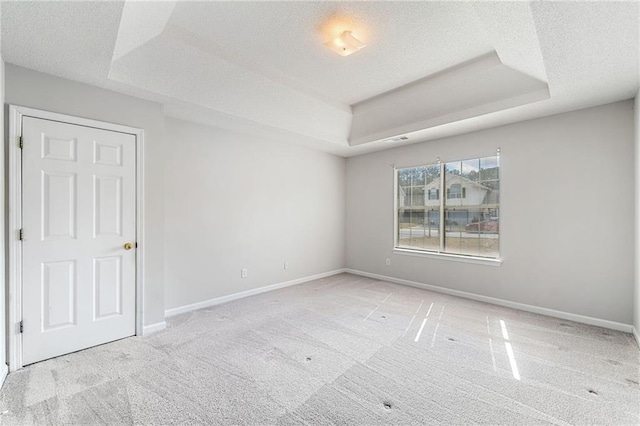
left=0, top=0, right=638, bottom=424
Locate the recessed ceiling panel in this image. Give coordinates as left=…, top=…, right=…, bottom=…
left=167, top=1, right=494, bottom=105
left=109, top=32, right=352, bottom=144
left=350, top=53, right=550, bottom=145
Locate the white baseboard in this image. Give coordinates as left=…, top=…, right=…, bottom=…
left=345, top=269, right=634, bottom=333
left=633, top=327, right=640, bottom=349
left=0, top=364, right=8, bottom=388
left=143, top=321, right=167, bottom=335
left=165, top=268, right=347, bottom=318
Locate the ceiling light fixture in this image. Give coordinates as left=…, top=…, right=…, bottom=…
left=324, top=31, right=366, bottom=57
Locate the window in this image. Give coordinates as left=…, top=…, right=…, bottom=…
left=395, top=155, right=500, bottom=259
left=447, top=184, right=462, bottom=199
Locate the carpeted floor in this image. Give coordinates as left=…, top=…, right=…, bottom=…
left=0, top=273, right=638, bottom=425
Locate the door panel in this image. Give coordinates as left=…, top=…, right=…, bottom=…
left=21, top=116, right=136, bottom=365
left=94, top=255, right=123, bottom=319
left=42, top=171, right=77, bottom=240
left=42, top=260, right=76, bottom=330
left=94, top=175, right=123, bottom=237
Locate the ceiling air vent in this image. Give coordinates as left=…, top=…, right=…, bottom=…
left=383, top=136, right=409, bottom=143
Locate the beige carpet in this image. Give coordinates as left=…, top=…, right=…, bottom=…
left=0, top=273, right=638, bottom=425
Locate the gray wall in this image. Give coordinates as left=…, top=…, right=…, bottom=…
left=163, top=118, right=346, bottom=310
left=3, top=64, right=637, bottom=333
left=0, top=54, right=5, bottom=374
left=635, top=92, right=640, bottom=336
left=4, top=65, right=166, bottom=326
left=346, top=100, right=635, bottom=325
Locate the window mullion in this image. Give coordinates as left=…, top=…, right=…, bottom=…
left=393, top=168, right=398, bottom=248
left=439, top=162, right=445, bottom=253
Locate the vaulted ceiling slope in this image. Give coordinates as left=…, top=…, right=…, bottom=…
left=2, top=1, right=638, bottom=156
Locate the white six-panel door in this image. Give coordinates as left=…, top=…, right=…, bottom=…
left=21, top=116, right=136, bottom=365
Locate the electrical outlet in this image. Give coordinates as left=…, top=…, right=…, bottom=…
left=241, top=268, right=248, bottom=278
left=385, top=258, right=391, bottom=266
left=284, top=262, right=289, bottom=270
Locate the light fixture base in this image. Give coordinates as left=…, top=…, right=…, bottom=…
left=324, top=31, right=366, bottom=57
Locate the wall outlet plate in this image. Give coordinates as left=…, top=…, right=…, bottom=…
left=241, top=268, right=248, bottom=278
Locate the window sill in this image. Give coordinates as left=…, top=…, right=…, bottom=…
left=393, top=248, right=502, bottom=267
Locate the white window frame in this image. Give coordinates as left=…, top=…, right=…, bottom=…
left=393, top=155, right=502, bottom=266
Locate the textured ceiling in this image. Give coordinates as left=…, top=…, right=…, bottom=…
left=1, top=1, right=639, bottom=156
left=168, top=1, right=494, bottom=105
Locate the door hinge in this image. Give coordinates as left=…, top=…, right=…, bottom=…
left=19, top=229, right=24, bottom=241
left=19, top=136, right=23, bottom=149
left=19, top=321, right=23, bottom=333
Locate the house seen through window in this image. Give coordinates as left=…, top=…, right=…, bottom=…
left=396, top=155, right=500, bottom=259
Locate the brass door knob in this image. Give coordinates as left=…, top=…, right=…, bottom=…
left=124, top=242, right=133, bottom=250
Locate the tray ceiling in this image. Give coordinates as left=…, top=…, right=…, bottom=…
left=1, top=1, right=638, bottom=156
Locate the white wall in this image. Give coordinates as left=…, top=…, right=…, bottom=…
left=163, top=118, right=346, bottom=310
left=4, top=65, right=166, bottom=326
left=347, top=101, right=635, bottom=325
left=635, top=92, right=640, bottom=337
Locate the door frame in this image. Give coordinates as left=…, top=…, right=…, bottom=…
left=7, top=105, right=146, bottom=371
